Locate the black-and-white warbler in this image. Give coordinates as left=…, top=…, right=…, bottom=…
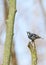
left=27, top=32, right=41, bottom=42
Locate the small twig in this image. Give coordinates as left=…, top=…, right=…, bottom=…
left=28, top=41, right=37, bottom=65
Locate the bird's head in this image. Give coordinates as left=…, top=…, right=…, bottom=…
left=27, top=32, right=31, bottom=37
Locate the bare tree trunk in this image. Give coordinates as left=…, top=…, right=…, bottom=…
left=3, top=0, right=17, bottom=65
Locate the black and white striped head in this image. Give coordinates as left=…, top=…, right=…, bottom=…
left=27, top=32, right=31, bottom=37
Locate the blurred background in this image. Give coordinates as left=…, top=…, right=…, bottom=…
left=0, top=0, right=46, bottom=65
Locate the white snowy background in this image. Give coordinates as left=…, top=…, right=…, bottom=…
left=0, top=0, right=46, bottom=65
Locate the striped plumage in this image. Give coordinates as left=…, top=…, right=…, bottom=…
left=27, top=32, right=41, bottom=42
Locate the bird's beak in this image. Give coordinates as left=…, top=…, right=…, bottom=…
left=27, top=32, right=28, bottom=34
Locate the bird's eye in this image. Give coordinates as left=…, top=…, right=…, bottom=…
left=27, top=32, right=29, bottom=36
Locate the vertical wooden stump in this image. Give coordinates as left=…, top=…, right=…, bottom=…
left=28, top=42, right=37, bottom=65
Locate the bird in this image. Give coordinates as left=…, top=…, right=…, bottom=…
left=27, top=32, right=41, bottom=42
